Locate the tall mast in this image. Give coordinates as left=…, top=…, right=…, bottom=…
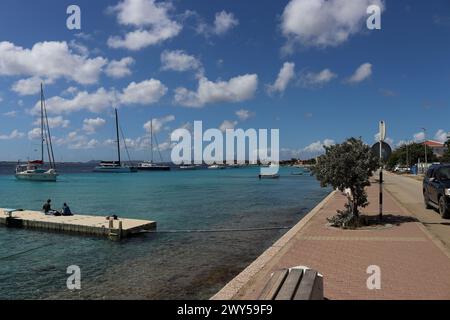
left=43, top=89, right=56, bottom=169
left=40, top=83, right=44, bottom=162
left=115, top=108, right=121, bottom=165
left=150, top=118, right=154, bottom=164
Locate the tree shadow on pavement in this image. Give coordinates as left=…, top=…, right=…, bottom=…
left=362, top=214, right=419, bottom=226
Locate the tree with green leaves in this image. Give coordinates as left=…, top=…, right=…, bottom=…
left=442, top=138, right=450, bottom=163
left=387, top=142, right=437, bottom=170
left=312, top=138, right=379, bottom=228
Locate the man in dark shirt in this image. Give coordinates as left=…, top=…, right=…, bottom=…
left=42, top=199, right=52, bottom=214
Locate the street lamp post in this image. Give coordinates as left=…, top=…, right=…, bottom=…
left=379, top=121, right=386, bottom=222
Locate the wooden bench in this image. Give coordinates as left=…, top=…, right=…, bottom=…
left=259, top=267, right=323, bottom=300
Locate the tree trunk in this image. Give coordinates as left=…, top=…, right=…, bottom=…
left=350, top=188, right=359, bottom=217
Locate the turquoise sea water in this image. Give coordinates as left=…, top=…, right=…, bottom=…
left=0, top=165, right=330, bottom=299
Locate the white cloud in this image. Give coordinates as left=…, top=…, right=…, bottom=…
left=299, top=68, right=337, bottom=87
left=33, top=116, right=70, bottom=129
left=54, top=131, right=99, bottom=150
left=143, top=115, right=175, bottom=134
left=69, top=40, right=90, bottom=56
left=434, top=129, right=449, bottom=143
left=346, top=63, right=372, bottom=83
left=281, top=0, right=384, bottom=52
left=62, top=86, right=79, bottom=96
left=219, top=120, right=238, bottom=132
left=413, top=131, right=425, bottom=142
left=303, top=139, right=335, bottom=154
left=213, top=11, right=239, bottom=35
left=119, top=79, right=168, bottom=105
left=107, top=27, right=181, bottom=51
left=33, top=79, right=167, bottom=115
left=74, top=32, right=94, bottom=41
left=0, top=41, right=107, bottom=85
left=2, top=110, right=17, bottom=117
left=235, top=109, right=254, bottom=121
left=83, top=117, right=106, bottom=134
left=35, top=88, right=116, bottom=115
left=198, top=11, right=239, bottom=36
left=174, top=74, right=258, bottom=108
left=281, top=140, right=335, bottom=159
left=110, top=0, right=175, bottom=27
left=11, top=77, right=53, bottom=96
left=160, top=50, right=202, bottom=73
left=107, top=0, right=182, bottom=50
left=0, top=129, right=25, bottom=140
left=28, top=128, right=42, bottom=140
left=267, top=62, right=295, bottom=95
left=105, top=57, right=135, bottom=78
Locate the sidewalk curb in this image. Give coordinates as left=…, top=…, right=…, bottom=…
left=211, top=190, right=336, bottom=300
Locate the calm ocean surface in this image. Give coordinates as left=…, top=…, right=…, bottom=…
left=0, top=163, right=330, bottom=300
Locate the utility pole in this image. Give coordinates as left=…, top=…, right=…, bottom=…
left=406, top=141, right=409, bottom=167
left=422, top=127, right=427, bottom=173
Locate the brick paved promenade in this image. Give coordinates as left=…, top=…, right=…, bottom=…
left=213, top=181, right=450, bottom=300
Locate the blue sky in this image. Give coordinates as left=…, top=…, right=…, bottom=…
left=0, top=0, right=449, bottom=162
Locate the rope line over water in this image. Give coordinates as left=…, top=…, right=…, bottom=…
left=141, top=226, right=293, bottom=234
left=0, top=226, right=292, bottom=260
left=0, top=243, right=55, bottom=261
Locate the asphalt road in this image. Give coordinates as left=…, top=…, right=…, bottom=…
left=383, top=172, right=450, bottom=252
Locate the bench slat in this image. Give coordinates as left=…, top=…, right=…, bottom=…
left=259, top=269, right=289, bottom=300
left=275, top=268, right=303, bottom=300
left=293, top=269, right=323, bottom=300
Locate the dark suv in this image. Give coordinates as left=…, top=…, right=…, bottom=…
left=423, top=164, right=450, bottom=218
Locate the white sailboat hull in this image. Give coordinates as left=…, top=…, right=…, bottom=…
left=15, top=171, right=58, bottom=181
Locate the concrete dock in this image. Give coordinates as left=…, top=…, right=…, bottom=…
left=0, top=208, right=156, bottom=240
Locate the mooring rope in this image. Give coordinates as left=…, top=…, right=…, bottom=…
left=0, top=243, right=55, bottom=261
left=141, top=226, right=293, bottom=234
left=0, top=226, right=292, bottom=260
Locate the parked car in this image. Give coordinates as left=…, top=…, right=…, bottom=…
left=393, top=165, right=411, bottom=174
left=423, top=164, right=450, bottom=218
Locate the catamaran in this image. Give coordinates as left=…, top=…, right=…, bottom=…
left=94, top=109, right=137, bottom=173
left=137, top=118, right=170, bottom=171
left=15, top=84, right=58, bottom=182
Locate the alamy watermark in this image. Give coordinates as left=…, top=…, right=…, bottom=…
left=367, top=5, right=382, bottom=30
left=66, top=265, right=81, bottom=290
left=366, top=265, right=381, bottom=290
left=171, top=121, right=280, bottom=175
left=66, top=5, right=81, bottom=30
left=65, top=4, right=381, bottom=32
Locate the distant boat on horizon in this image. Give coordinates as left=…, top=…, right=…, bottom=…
left=179, top=163, right=198, bottom=170
left=94, top=108, right=137, bottom=173
left=15, top=84, right=58, bottom=182
left=208, top=164, right=225, bottom=170
left=137, top=118, right=170, bottom=171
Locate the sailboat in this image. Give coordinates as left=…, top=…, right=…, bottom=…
left=137, top=118, right=170, bottom=171
left=94, top=108, right=137, bottom=173
left=15, top=84, right=58, bottom=182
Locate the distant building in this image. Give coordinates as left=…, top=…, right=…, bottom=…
left=421, top=140, right=448, bottom=158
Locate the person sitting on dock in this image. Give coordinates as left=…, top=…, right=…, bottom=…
left=42, top=199, right=60, bottom=216
left=62, top=203, right=73, bottom=216
left=42, top=199, right=52, bottom=214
